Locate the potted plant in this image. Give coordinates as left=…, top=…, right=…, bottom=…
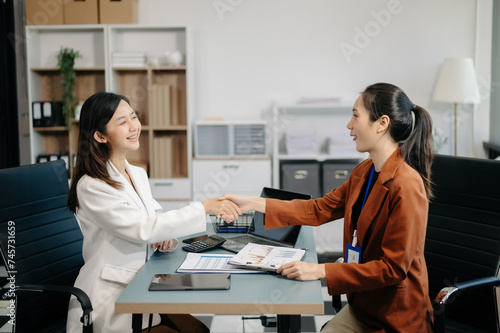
left=57, top=47, right=81, bottom=126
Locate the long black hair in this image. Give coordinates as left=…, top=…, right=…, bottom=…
left=362, top=83, right=434, bottom=199
left=68, top=91, right=131, bottom=212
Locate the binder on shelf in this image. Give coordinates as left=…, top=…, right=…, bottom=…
left=41, top=101, right=64, bottom=127
left=37, top=154, right=49, bottom=163
left=59, top=153, right=70, bottom=172
left=32, top=102, right=43, bottom=127
left=49, top=154, right=60, bottom=162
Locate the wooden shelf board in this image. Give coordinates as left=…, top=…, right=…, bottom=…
left=277, top=154, right=364, bottom=162
left=113, top=66, right=186, bottom=71
left=151, top=126, right=188, bottom=131
left=33, top=126, right=68, bottom=132
left=31, top=67, right=105, bottom=72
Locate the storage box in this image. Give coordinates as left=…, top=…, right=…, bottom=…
left=64, top=0, right=98, bottom=24
left=99, top=0, right=138, bottom=24
left=25, top=0, right=65, bottom=25
left=281, top=162, right=321, bottom=199
left=322, top=160, right=358, bottom=195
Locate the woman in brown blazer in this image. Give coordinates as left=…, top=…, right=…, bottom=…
left=223, top=83, right=435, bottom=332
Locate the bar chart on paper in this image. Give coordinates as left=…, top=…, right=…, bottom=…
left=229, top=243, right=306, bottom=271
left=177, top=253, right=263, bottom=273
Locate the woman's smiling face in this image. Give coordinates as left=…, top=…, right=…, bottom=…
left=346, top=95, right=379, bottom=153
left=99, top=100, right=141, bottom=156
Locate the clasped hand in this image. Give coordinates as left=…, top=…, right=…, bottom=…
left=201, top=196, right=243, bottom=222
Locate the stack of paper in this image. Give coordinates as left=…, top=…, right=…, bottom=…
left=297, top=96, right=343, bottom=104
left=327, top=135, right=359, bottom=158
left=229, top=243, right=306, bottom=272
left=285, top=130, right=317, bottom=155
left=112, top=52, right=147, bottom=67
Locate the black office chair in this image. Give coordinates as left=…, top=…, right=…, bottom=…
left=425, top=155, right=500, bottom=332
left=329, top=155, right=500, bottom=332
left=0, top=160, right=93, bottom=333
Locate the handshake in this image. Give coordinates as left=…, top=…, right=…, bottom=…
left=200, top=194, right=266, bottom=222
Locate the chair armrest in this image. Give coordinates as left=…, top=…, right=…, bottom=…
left=3, top=284, right=93, bottom=331
left=433, top=276, right=500, bottom=333
left=435, top=276, right=500, bottom=305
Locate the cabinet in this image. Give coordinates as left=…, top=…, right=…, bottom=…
left=271, top=103, right=367, bottom=189
left=192, top=159, right=272, bottom=201
left=26, top=25, right=193, bottom=201
left=26, top=25, right=106, bottom=174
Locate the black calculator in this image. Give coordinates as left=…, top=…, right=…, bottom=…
left=182, top=234, right=226, bottom=253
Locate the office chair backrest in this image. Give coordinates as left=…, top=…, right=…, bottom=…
left=425, top=155, right=500, bottom=332
left=0, top=161, right=84, bottom=332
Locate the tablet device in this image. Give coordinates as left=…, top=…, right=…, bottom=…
left=148, top=273, right=231, bottom=291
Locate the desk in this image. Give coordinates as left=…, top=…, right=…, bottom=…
left=115, top=226, right=324, bottom=333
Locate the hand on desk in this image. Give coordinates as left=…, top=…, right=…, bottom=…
left=277, top=261, right=326, bottom=281
left=151, top=239, right=176, bottom=252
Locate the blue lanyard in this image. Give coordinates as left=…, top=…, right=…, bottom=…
left=361, top=165, right=375, bottom=212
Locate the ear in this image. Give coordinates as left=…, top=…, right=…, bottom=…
left=93, top=131, right=107, bottom=144
left=377, top=115, right=391, bottom=133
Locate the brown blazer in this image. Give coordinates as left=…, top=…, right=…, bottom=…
left=265, top=149, right=433, bottom=332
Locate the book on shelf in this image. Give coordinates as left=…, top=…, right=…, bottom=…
left=170, top=86, right=179, bottom=125
left=152, top=135, right=173, bottom=178
left=229, top=243, right=306, bottom=272
left=149, top=84, right=171, bottom=127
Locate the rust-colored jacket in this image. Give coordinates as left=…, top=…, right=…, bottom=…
left=265, top=149, right=433, bottom=332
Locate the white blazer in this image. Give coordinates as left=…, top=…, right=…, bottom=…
left=67, top=161, right=206, bottom=333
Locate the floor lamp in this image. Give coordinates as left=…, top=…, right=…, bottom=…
left=432, top=58, right=480, bottom=156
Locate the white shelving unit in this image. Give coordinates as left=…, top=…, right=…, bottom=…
left=26, top=25, right=106, bottom=173
left=25, top=25, right=194, bottom=206
left=270, top=103, right=366, bottom=256
left=271, top=103, right=367, bottom=188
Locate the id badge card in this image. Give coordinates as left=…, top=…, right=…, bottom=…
left=345, top=243, right=362, bottom=264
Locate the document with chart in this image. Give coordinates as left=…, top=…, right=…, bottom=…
left=229, top=243, right=306, bottom=272
left=177, top=253, right=264, bottom=274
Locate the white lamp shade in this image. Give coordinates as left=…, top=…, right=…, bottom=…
left=432, top=58, right=481, bottom=104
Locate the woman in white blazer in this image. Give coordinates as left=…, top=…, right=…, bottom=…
left=66, top=92, right=240, bottom=333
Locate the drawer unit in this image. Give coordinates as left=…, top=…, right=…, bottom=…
left=192, top=159, right=271, bottom=200
left=149, top=178, right=191, bottom=200
left=322, top=160, right=358, bottom=195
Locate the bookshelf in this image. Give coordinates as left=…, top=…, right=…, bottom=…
left=26, top=25, right=193, bottom=203
left=26, top=25, right=106, bottom=172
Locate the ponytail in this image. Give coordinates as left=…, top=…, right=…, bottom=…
left=401, top=105, right=434, bottom=199
left=362, top=83, right=434, bottom=200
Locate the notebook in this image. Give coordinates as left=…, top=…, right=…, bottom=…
left=221, top=187, right=311, bottom=253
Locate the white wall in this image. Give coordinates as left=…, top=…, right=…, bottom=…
left=138, top=0, right=491, bottom=157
